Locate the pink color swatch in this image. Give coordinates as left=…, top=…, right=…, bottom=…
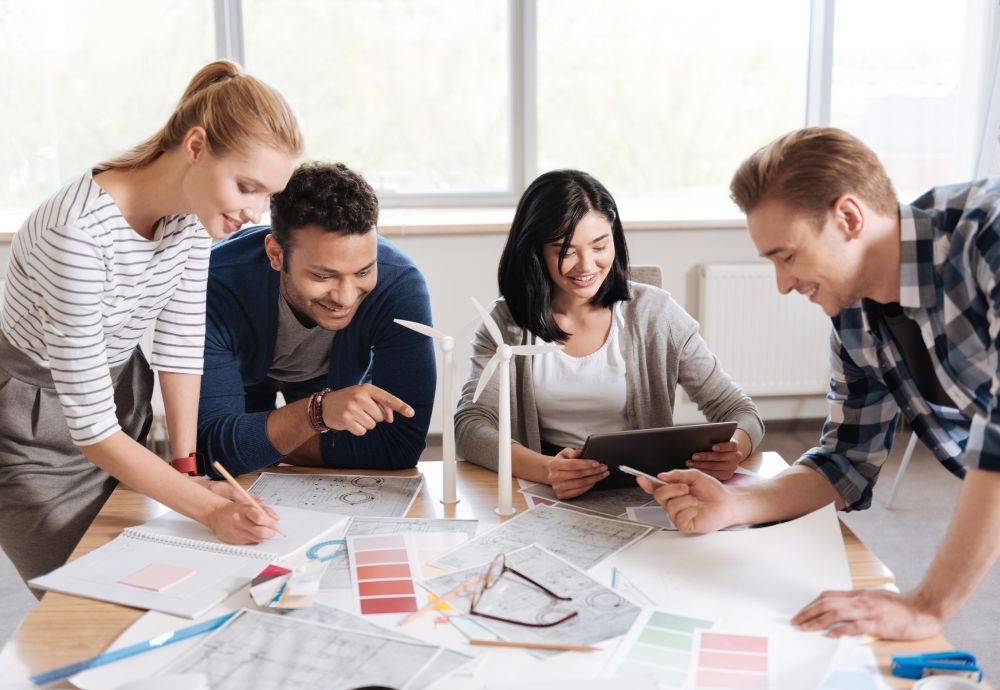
left=356, top=563, right=411, bottom=580
left=355, top=548, right=409, bottom=566
left=700, top=632, right=769, bottom=654
left=695, top=631, right=769, bottom=689
left=695, top=670, right=769, bottom=689
left=698, top=651, right=769, bottom=673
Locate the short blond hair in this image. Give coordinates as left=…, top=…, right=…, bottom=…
left=103, top=60, right=303, bottom=170
left=730, top=127, right=897, bottom=223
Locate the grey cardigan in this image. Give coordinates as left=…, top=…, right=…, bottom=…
left=455, top=282, right=765, bottom=471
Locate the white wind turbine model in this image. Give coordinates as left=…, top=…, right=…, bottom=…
left=393, top=318, right=460, bottom=504
left=470, top=297, right=562, bottom=516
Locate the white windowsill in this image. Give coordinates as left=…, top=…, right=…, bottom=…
left=0, top=204, right=747, bottom=244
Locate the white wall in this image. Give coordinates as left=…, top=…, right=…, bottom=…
left=388, top=225, right=830, bottom=439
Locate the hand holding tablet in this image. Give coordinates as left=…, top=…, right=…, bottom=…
left=580, top=422, right=738, bottom=491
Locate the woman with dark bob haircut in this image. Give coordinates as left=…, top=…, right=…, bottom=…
left=455, top=170, right=764, bottom=499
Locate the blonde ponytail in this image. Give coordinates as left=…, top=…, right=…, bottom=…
left=102, top=60, right=302, bottom=170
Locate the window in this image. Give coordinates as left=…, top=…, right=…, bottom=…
left=536, top=1, right=809, bottom=212
left=0, top=0, right=214, bottom=228
left=830, top=0, right=982, bottom=199
left=244, top=0, right=511, bottom=198
left=0, top=0, right=993, bottom=228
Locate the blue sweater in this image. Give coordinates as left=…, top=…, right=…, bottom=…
left=196, top=226, right=436, bottom=475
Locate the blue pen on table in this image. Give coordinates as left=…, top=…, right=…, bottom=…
left=29, top=611, right=237, bottom=686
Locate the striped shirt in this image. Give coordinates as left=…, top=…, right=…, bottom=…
left=798, top=178, right=1000, bottom=510
left=0, top=169, right=210, bottom=446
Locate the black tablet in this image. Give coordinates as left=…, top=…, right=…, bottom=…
left=580, top=422, right=739, bottom=491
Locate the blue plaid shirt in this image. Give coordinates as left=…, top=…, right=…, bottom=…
left=798, top=179, right=1000, bottom=511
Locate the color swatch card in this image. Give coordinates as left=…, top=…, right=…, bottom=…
left=608, top=609, right=715, bottom=687
left=321, top=518, right=478, bottom=590
left=693, top=630, right=771, bottom=690
left=347, top=533, right=425, bottom=615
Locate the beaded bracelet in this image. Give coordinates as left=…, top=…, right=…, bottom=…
left=308, top=387, right=333, bottom=433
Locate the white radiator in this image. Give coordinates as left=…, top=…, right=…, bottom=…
left=698, top=263, right=831, bottom=396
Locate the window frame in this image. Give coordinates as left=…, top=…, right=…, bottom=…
left=0, top=0, right=978, bottom=226
left=222, top=0, right=839, bottom=210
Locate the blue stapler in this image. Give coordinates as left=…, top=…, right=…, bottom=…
left=891, top=651, right=983, bottom=682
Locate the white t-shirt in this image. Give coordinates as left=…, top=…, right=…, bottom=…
left=531, top=303, right=629, bottom=449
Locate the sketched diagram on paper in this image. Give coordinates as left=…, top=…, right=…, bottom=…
left=423, top=544, right=641, bottom=653
left=429, top=504, right=652, bottom=572
left=287, top=603, right=474, bottom=684
left=163, top=609, right=461, bottom=690
left=521, top=482, right=656, bottom=518
left=248, top=473, right=423, bottom=517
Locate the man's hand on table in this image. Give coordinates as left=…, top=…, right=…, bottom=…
left=792, top=588, right=944, bottom=640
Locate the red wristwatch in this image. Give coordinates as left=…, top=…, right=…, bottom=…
left=171, top=452, right=203, bottom=476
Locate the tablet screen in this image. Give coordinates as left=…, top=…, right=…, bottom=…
left=580, top=422, right=738, bottom=491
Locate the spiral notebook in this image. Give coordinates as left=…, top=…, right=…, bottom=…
left=29, top=506, right=346, bottom=618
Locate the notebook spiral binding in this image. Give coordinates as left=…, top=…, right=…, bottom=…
left=121, top=527, right=274, bottom=560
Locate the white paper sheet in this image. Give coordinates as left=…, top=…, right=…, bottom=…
left=591, top=504, right=850, bottom=690
left=819, top=641, right=893, bottom=690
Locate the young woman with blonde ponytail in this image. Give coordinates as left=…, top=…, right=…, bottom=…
left=0, top=60, right=302, bottom=589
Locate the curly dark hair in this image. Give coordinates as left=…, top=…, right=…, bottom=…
left=269, top=161, right=379, bottom=254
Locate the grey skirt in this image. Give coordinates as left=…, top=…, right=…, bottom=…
left=0, top=331, right=153, bottom=589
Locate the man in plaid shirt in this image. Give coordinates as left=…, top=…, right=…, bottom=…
left=637, top=127, right=1000, bottom=640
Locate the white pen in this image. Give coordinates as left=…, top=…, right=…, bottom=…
left=619, top=464, right=667, bottom=486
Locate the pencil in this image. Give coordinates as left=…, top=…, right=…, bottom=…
left=468, top=639, right=598, bottom=652
left=211, top=461, right=285, bottom=536
left=397, top=575, right=482, bottom=626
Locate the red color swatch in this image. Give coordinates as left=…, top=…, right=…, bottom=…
left=360, top=596, right=419, bottom=615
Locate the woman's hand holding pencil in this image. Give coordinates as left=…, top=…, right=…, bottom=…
left=204, top=461, right=284, bottom=543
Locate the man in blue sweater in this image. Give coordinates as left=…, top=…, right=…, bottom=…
left=196, top=162, right=436, bottom=475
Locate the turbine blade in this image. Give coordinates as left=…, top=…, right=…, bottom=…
left=470, top=297, right=504, bottom=346
left=511, top=344, right=563, bottom=356
left=394, top=318, right=446, bottom=340
left=473, top=354, right=502, bottom=402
